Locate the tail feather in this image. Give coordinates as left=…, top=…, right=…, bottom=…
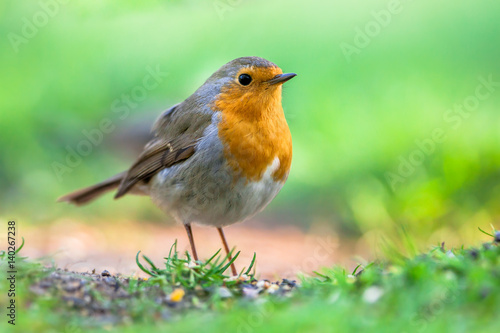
left=57, top=172, right=125, bottom=206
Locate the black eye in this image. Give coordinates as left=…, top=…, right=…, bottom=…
left=238, top=74, right=252, bottom=86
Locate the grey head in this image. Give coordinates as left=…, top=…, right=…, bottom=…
left=189, top=57, right=280, bottom=106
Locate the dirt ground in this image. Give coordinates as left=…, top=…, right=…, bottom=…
left=18, top=218, right=366, bottom=279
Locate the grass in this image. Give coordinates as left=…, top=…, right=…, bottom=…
left=135, top=241, right=257, bottom=289
left=1, top=229, right=499, bottom=333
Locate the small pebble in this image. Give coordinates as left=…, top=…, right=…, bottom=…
left=101, top=270, right=111, bottom=277
left=242, top=287, right=260, bottom=299
left=363, top=286, right=384, bottom=304
left=103, top=277, right=116, bottom=285
left=266, top=284, right=280, bottom=294
left=346, top=274, right=356, bottom=284
left=238, top=274, right=250, bottom=282
left=217, top=287, right=233, bottom=299
left=187, top=261, right=199, bottom=269
left=256, top=280, right=271, bottom=289
left=169, top=288, right=185, bottom=302
left=63, top=296, right=86, bottom=308
left=446, top=250, right=456, bottom=258
left=494, top=231, right=500, bottom=243
left=469, top=248, right=479, bottom=259
left=64, top=280, right=82, bottom=292
left=282, top=279, right=297, bottom=288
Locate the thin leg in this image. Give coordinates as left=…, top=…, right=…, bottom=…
left=184, top=223, right=198, bottom=261
left=217, top=227, right=237, bottom=276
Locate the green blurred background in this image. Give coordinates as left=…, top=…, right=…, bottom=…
left=1, top=0, right=499, bottom=248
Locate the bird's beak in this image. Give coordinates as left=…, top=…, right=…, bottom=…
left=267, top=73, right=297, bottom=85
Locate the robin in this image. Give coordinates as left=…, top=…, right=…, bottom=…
left=58, top=57, right=296, bottom=276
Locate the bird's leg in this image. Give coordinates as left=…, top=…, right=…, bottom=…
left=184, top=223, right=198, bottom=262
left=217, top=227, right=237, bottom=276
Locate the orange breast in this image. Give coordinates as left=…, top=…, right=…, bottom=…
left=214, top=84, right=292, bottom=182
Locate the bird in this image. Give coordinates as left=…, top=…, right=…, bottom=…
left=58, top=56, right=296, bottom=276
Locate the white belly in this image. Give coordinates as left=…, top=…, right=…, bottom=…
left=148, top=126, right=285, bottom=227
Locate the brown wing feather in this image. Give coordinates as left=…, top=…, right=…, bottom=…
left=114, top=102, right=213, bottom=199
left=114, top=139, right=196, bottom=199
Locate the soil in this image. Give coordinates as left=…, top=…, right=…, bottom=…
left=19, top=219, right=363, bottom=279
left=28, top=268, right=297, bottom=326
